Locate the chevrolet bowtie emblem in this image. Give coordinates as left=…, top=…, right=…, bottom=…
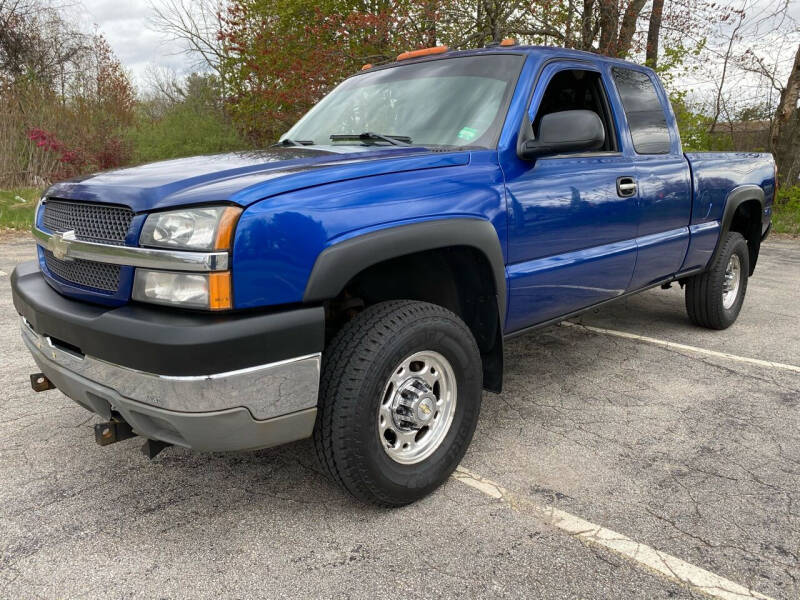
left=50, top=230, right=76, bottom=260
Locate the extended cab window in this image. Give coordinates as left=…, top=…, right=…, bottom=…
left=612, top=68, right=671, bottom=154
left=534, top=69, right=618, bottom=152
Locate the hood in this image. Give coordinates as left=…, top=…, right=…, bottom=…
left=45, top=146, right=471, bottom=213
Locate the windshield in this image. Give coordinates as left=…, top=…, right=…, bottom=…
left=282, top=54, right=525, bottom=149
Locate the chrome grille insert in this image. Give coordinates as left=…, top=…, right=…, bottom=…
left=43, top=199, right=133, bottom=246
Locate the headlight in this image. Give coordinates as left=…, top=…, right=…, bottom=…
left=133, top=269, right=232, bottom=310
left=140, top=206, right=242, bottom=251
left=136, top=205, right=240, bottom=310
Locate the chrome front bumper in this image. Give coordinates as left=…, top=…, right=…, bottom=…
left=21, top=317, right=321, bottom=451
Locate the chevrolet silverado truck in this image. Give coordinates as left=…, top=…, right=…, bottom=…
left=11, top=43, right=775, bottom=506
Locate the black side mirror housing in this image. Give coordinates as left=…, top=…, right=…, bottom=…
left=517, top=109, right=606, bottom=160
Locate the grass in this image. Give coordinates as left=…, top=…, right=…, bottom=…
left=772, top=187, right=800, bottom=236
left=0, top=188, right=39, bottom=230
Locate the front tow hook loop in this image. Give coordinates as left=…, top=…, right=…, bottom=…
left=94, top=419, right=137, bottom=446
left=30, top=372, right=55, bottom=392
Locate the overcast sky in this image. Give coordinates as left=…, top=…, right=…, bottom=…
left=79, top=0, right=196, bottom=89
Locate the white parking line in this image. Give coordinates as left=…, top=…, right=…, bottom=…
left=452, top=467, right=773, bottom=600
left=562, top=321, right=800, bottom=374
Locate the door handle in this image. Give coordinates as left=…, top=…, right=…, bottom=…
left=617, top=176, right=637, bottom=197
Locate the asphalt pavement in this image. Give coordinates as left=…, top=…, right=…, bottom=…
left=1, top=233, right=797, bottom=599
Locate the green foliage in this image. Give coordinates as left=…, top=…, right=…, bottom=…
left=652, top=39, right=727, bottom=153
left=669, top=90, right=727, bottom=152
left=652, top=39, right=705, bottom=88
left=773, top=186, right=800, bottom=235
left=128, top=74, right=247, bottom=164
left=0, top=188, right=39, bottom=230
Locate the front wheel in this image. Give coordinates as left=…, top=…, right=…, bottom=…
left=685, top=231, right=749, bottom=330
left=313, top=300, right=482, bottom=506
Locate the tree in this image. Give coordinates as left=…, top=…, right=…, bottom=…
left=148, top=0, right=228, bottom=89
left=219, top=0, right=351, bottom=143
left=645, top=0, right=664, bottom=67
left=705, top=0, right=799, bottom=183
left=0, top=0, right=135, bottom=185
left=708, top=5, right=746, bottom=137
left=0, top=0, right=92, bottom=88
left=771, top=44, right=800, bottom=188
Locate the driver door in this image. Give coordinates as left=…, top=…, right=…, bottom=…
left=504, top=63, right=638, bottom=333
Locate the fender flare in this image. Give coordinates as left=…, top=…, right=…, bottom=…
left=303, top=218, right=507, bottom=323
left=709, top=184, right=765, bottom=271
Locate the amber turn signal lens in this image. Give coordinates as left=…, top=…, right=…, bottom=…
left=214, top=206, right=242, bottom=251
left=397, top=46, right=449, bottom=61
left=499, top=38, right=516, bottom=46
left=208, top=271, right=232, bottom=310
left=361, top=63, right=373, bottom=70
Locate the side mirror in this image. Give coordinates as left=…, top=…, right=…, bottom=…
left=517, top=109, right=605, bottom=160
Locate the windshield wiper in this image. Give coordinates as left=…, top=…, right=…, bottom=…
left=330, top=132, right=412, bottom=146
left=274, top=138, right=315, bottom=147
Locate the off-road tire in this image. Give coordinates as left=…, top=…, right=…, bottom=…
left=313, top=300, right=482, bottom=507
left=685, top=231, right=749, bottom=330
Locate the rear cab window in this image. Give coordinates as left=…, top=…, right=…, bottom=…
left=611, top=68, right=671, bottom=155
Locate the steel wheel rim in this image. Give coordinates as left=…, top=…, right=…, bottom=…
left=722, top=254, right=741, bottom=309
left=378, top=350, right=457, bottom=465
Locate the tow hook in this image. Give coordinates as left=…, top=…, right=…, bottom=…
left=141, top=439, right=171, bottom=459
left=30, top=372, right=55, bottom=392
left=93, top=417, right=172, bottom=459
left=94, top=417, right=137, bottom=446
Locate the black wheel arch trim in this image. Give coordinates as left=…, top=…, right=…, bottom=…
left=709, top=184, right=765, bottom=274
left=302, top=218, right=507, bottom=324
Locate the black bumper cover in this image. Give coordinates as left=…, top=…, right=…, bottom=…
left=11, top=260, right=324, bottom=376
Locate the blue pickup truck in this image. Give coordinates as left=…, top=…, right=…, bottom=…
left=12, top=44, right=775, bottom=506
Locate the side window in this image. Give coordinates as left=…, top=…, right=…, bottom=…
left=534, top=69, right=618, bottom=152
left=612, top=68, right=671, bottom=154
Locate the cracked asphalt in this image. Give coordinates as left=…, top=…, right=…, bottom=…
left=1, top=233, right=798, bottom=599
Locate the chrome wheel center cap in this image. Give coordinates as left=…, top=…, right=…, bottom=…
left=392, top=379, right=436, bottom=430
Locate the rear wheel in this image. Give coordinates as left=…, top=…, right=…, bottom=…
left=313, top=300, right=482, bottom=506
left=685, top=231, right=749, bottom=330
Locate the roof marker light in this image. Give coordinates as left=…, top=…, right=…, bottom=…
left=396, top=46, right=449, bottom=61
left=499, top=38, right=516, bottom=46
left=361, top=63, right=373, bottom=70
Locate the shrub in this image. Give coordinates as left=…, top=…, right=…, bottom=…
left=128, top=100, right=246, bottom=164
left=773, top=186, right=800, bottom=235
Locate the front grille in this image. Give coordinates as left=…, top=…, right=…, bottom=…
left=43, top=250, right=121, bottom=292
left=43, top=199, right=133, bottom=246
